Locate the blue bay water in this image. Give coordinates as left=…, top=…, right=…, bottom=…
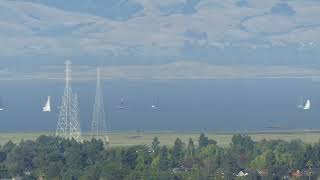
left=0, top=79, right=319, bottom=132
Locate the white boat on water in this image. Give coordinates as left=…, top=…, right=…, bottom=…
left=117, top=98, right=125, bottom=109
left=0, top=98, right=4, bottom=111
left=304, top=99, right=311, bottom=110
left=151, top=97, right=159, bottom=108
left=43, top=96, right=51, bottom=112
left=298, top=97, right=310, bottom=110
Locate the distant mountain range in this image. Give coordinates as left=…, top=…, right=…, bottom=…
left=1, top=0, right=320, bottom=69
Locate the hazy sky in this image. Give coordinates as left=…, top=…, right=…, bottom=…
left=1, top=0, right=320, bottom=79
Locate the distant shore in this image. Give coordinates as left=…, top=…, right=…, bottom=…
left=1, top=130, right=320, bottom=147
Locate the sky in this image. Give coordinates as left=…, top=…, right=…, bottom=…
left=1, top=0, right=320, bottom=80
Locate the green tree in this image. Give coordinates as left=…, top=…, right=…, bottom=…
left=185, top=138, right=195, bottom=162
left=0, top=152, right=6, bottom=163
left=135, top=152, right=147, bottom=172
left=47, top=162, right=63, bottom=179
left=6, top=140, right=37, bottom=176
left=152, top=137, right=160, bottom=155
left=151, top=155, right=160, bottom=178
left=2, top=140, right=15, bottom=154
left=265, top=150, right=276, bottom=167
left=304, top=144, right=314, bottom=164
left=159, top=146, right=170, bottom=171
left=82, top=138, right=104, bottom=165
left=313, top=141, right=320, bottom=164
left=230, top=134, right=255, bottom=167
left=198, top=133, right=208, bottom=149
left=250, top=150, right=275, bottom=170
left=288, top=139, right=305, bottom=168
left=208, top=139, right=217, bottom=146
left=79, top=166, right=100, bottom=180
left=64, top=139, right=86, bottom=171
left=0, top=165, right=9, bottom=179
left=250, top=154, right=267, bottom=170
left=172, top=138, right=185, bottom=167
left=121, top=147, right=138, bottom=170
left=100, top=146, right=124, bottom=179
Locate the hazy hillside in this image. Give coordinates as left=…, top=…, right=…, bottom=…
left=1, top=0, right=320, bottom=69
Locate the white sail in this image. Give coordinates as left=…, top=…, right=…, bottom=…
left=151, top=97, right=159, bottom=108
left=304, top=99, right=311, bottom=110
left=117, top=98, right=125, bottom=109
left=43, top=96, right=51, bottom=112
left=0, top=97, right=4, bottom=111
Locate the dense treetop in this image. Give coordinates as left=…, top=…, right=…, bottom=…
left=0, top=133, right=319, bottom=179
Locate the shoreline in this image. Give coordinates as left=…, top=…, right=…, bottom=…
left=1, top=130, right=320, bottom=147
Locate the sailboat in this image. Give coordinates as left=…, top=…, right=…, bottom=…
left=117, top=98, right=125, bottom=109
left=0, top=97, right=4, bottom=111
left=303, top=99, right=311, bottom=110
left=42, top=96, right=51, bottom=112
left=151, top=97, right=159, bottom=108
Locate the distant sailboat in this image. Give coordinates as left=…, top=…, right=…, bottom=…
left=304, top=99, right=311, bottom=110
left=0, top=97, right=4, bottom=111
left=117, top=98, right=125, bottom=109
left=43, top=96, right=51, bottom=112
left=151, top=97, right=159, bottom=108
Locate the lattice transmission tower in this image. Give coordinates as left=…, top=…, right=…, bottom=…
left=91, top=67, right=109, bottom=144
left=56, top=60, right=82, bottom=142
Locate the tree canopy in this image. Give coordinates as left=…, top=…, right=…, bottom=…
left=0, top=133, right=319, bottom=179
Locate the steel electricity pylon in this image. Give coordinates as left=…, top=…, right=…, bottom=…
left=56, top=60, right=82, bottom=142
left=91, top=67, right=109, bottom=144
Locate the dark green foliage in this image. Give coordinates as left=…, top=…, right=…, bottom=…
left=0, top=152, right=6, bottom=163
left=152, top=136, right=160, bottom=155
left=230, top=134, right=255, bottom=167
left=79, top=166, right=100, bottom=180
left=1, top=134, right=320, bottom=179
left=0, top=164, right=9, bottom=178
left=6, top=140, right=37, bottom=176
left=198, top=133, right=208, bottom=148
left=198, top=132, right=217, bottom=149
left=2, top=140, right=15, bottom=153
left=172, top=138, right=185, bottom=167
left=185, top=138, right=195, bottom=163
left=46, top=162, right=62, bottom=179
left=159, top=146, right=170, bottom=171
left=121, top=146, right=138, bottom=170
left=208, top=139, right=217, bottom=146
left=304, top=144, right=314, bottom=164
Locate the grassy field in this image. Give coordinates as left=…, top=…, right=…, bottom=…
left=1, top=131, right=320, bottom=147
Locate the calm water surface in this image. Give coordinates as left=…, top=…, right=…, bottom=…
left=0, top=79, right=319, bottom=132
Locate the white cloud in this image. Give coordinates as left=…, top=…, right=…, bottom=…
left=242, top=15, right=296, bottom=34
